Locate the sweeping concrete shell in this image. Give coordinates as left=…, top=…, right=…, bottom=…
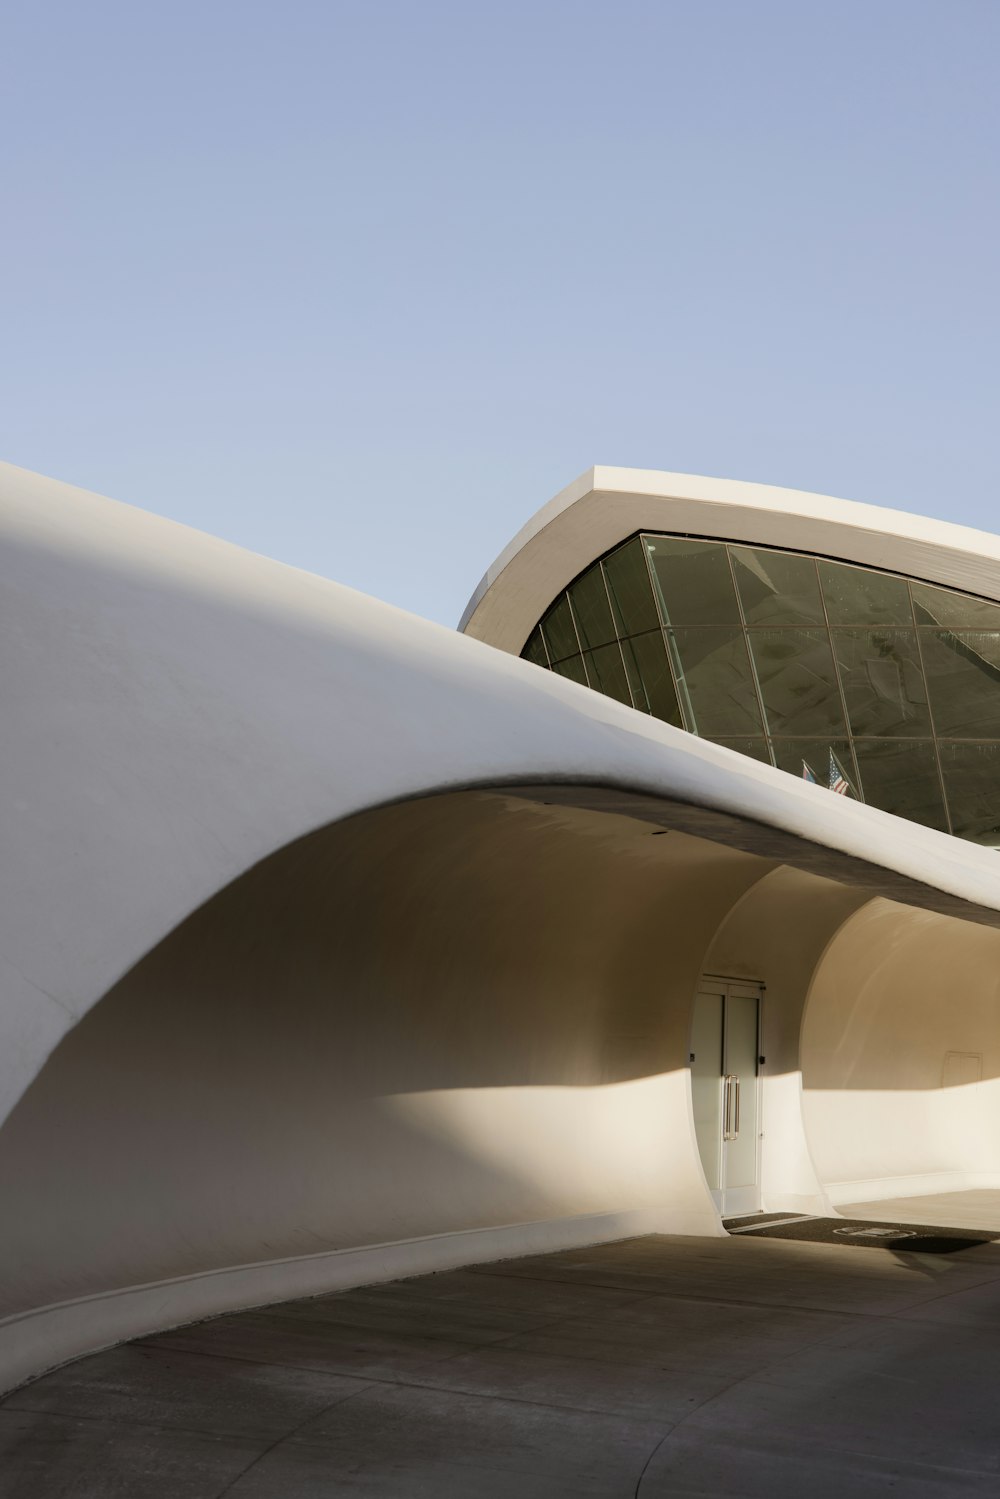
left=461, top=465, right=1000, bottom=651
left=463, top=468, right=1000, bottom=841
left=3, top=460, right=1000, bottom=1391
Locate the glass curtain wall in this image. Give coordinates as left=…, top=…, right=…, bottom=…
left=520, top=534, right=1000, bottom=846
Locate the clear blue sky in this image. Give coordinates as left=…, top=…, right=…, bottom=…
left=2, top=1, right=997, bottom=625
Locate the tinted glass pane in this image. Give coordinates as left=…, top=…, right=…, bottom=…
left=912, top=582, right=1000, bottom=631
left=622, top=630, right=682, bottom=726
left=567, top=565, right=617, bottom=650
left=819, top=561, right=912, bottom=625
left=730, top=547, right=824, bottom=625
left=670, top=627, right=762, bottom=735
left=772, top=740, right=858, bottom=796
left=522, top=626, right=549, bottom=668
left=646, top=537, right=741, bottom=627
left=832, top=629, right=931, bottom=737
left=941, top=743, right=1000, bottom=846
left=584, top=643, right=632, bottom=706
left=921, top=630, right=1000, bottom=738
left=540, top=594, right=579, bottom=662
left=706, top=737, right=773, bottom=764
left=603, top=540, right=659, bottom=635
left=748, top=628, right=846, bottom=738
left=550, top=654, right=587, bottom=686
left=853, top=740, right=948, bottom=831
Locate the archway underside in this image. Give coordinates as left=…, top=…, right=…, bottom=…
left=2, top=784, right=998, bottom=1391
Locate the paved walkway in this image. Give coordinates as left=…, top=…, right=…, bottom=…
left=842, top=1186, right=1000, bottom=1232
left=4, top=1227, right=1000, bottom=1496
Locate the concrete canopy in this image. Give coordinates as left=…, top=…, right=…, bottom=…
left=460, top=465, right=1000, bottom=654
left=4, top=460, right=1000, bottom=1391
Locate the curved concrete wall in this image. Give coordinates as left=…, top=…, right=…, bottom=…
left=802, top=900, right=1000, bottom=1203
left=7, top=460, right=1000, bottom=1391
left=0, top=791, right=774, bottom=1387
left=6, top=458, right=999, bottom=1144
left=700, top=867, right=871, bottom=1216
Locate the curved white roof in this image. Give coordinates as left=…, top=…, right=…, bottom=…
left=460, top=466, right=1000, bottom=653
left=4, top=458, right=1000, bottom=1143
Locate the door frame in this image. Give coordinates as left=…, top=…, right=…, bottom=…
left=692, top=976, right=764, bottom=1218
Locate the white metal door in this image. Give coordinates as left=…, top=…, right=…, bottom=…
left=692, top=982, right=762, bottom=1216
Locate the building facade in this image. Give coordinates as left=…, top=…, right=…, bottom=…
left=3, top=461, right=1000, bottom=1392
left=463, top=468, right=1000, bottom=845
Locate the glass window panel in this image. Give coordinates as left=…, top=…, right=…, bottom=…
left=567, top=565, right=617, bottom=651
left=819, top=560, right=912, bottom=625
left=540, top=594, right=579, bottom=663
left=831, top=628, right=931, bottom=737
left=730, top=547, right=824, bottom=625
left=706, top=737, right=773, bottom=764
left=772, top=740, right=858, bottom=796
left=853, top=740, right=948, bottom=832
left=584, top=644, right=632, bottom=706
left=748, top=628, right=846, bottom=738
left=621, top=630, right=682, bottom=726
left=521, top=626, right=549, bottom=668
left=645, top=536, right=742, bottom=627
left=550, top=654, right=588, bottom=687
left=940, top=743, right=1000, bottom=846
left=670, top=627, right=762, bottom=735
left=603, top=540, right=660, bottom=636
left=920, top=630, right=1000, bottom=738
left=912, top=582, right=1000, bottom=631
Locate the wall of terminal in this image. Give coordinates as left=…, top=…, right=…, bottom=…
left=522, top=535, right=1000, bottom=844
left=7, top=787, right=1000, bottom=1392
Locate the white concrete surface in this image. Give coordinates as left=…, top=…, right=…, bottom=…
left=461, top=464, right=1000, bottom=652
left=6, top=460, right=1000, bottom=1392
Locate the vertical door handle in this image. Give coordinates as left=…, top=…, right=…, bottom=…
left=723, top=1075, right=738, bottom=1140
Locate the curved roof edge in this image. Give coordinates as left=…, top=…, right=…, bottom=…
left=459, top=466, right=1000, bottom=654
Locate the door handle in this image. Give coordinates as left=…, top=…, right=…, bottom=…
left=723, top=1074, right=739, bottom=1140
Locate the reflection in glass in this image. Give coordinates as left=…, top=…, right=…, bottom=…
left=921, top=630, right=1000, bottom=738
left=772, top=740, right=857, bottom=795
left=540, top=594, right=579, bottom=663
left=748, top=629, right=846, bottom=737
left=832, top=629, right=930, bottom=737
left=550, top=654, right=587, bottom=686
left=567, top=566, right=617, bottom=650
left=730, top=547, right=824, bottom=625
left=819, top=560, right=912, bottom=625
left=646, top=537, right=742, bottom=627
left=603, top=540, right=660, bottom=635
left=940, top=743, right=1000, bottom=846
left=584, top=643, right=632, bottom=705
left=912, top=583, right=1000, bottom=631
left=621, top=631, right=682, bottom=726
left=522, top=627, right=549, bottom=668
left=524, top=532, right=1000, bottom=845
left=854, top=740, right=948, bottom=831
left=707, top=738, right=773, bottom=764
left=670, top=628, right=762, bottom=736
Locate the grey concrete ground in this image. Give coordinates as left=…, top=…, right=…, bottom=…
left=4, top=1226, right=1000, bottom=1497
left=844, top=1187, right=1000, bottom=1232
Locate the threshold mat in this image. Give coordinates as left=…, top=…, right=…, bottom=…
left=725, top=1214, right=997, bottom=1255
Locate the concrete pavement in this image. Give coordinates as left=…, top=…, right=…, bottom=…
left=3, top=1226, right=1000, bottom=1496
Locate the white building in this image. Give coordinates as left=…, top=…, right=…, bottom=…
left=3, top=461, right=1000, bottom=1390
